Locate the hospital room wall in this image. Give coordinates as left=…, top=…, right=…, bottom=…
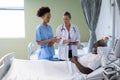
left=115, top=2, right=120, bottom=38
left=96, top=0, right=113, bottom=40
left=0, top=0, right=89, bottom=59
left=96, top=0, right=120, bottom=40
left=24, top=1, right=89, bottom=48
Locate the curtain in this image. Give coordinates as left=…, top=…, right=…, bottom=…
left=117, top=0, right=120, bottom=12
left=80, top=0, right=102, bottom=52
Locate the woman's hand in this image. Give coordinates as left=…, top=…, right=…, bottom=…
left=72, top=41, right=79, bottom=45
left=56, top=38, right=61, bottom=43
left=50, top=37, right=57, bottom=43
left=48, top=42, right=54, bottom=47
left=63, top=39, right=71, bottom=44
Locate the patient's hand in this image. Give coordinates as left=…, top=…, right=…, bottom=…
left=70, top=57, right=78, bottom=64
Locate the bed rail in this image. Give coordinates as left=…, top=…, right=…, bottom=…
left=0, top=52, right=15, bottom=79
left=28, top=42, right=35, bottom=60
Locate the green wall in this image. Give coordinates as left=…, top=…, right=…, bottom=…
left=0, top=0, right=89, bottom=59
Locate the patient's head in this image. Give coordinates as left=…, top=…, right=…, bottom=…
left=92, top=40, right=107, bottom=54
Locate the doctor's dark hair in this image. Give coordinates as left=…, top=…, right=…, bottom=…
left=64, top=11, right=71, bottom=19
left=37, top=6, right=50, bottom=17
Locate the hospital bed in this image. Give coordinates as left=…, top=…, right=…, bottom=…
left=0, top=50, right=119, bottom=80
left=102, top=38, right=120, bottom=80
left=0, top=39, right=120, bottom=80
left=0, top=53, right=15, bottom=79
left=86, top=37, right=120, bottom=80
left=103, top=59, right=120, bottom=80
left=0, top=52, right=105, bottom=80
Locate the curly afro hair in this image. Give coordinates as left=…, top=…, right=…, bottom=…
left=37, top=6, right=50, bottom=17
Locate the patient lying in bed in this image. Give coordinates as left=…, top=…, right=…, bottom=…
left=70, top=40, right=107, bottom=74
left=2, top=40, right=107, bottom=80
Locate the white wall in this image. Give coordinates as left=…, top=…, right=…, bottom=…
left=96, top=0, right=113, bottom=40
left=115, top=2, right=120, bottom=38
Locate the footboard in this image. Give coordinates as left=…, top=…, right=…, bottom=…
left=0, top=53, right=15, bottom=79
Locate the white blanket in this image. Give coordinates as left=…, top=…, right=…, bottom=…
left=2, top=59, right=86, bottom=80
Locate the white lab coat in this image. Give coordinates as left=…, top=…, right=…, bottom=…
left=56, top=23, right=80, bottom=60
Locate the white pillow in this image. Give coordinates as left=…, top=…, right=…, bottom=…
left=101, top=53, right=118, bottom=67
left=97, top=47, right=110, bottom=66
left=97, top=47, right=110, bottom=56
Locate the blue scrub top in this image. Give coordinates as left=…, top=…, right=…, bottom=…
left=36, top=24, right=55, bottom=60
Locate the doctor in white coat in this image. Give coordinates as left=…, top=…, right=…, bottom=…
left=56, top=11, right=80, bottom=60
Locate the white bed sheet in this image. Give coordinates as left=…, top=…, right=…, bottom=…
left=2, top=59, right=86, bottom=80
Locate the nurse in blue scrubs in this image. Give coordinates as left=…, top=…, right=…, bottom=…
left=36, top=6, right=56, bottom=60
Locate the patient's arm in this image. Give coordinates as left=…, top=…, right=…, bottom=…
left=70, top=57, right=93, bottom=74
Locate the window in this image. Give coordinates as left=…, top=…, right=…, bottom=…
left=0, top=0, right=25, bottom=38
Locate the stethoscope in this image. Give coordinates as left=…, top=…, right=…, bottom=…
left=61, top=24, right=76, bottom=33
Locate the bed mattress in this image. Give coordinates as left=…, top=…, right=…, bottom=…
left=2, top=59, right=86, bottom=80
